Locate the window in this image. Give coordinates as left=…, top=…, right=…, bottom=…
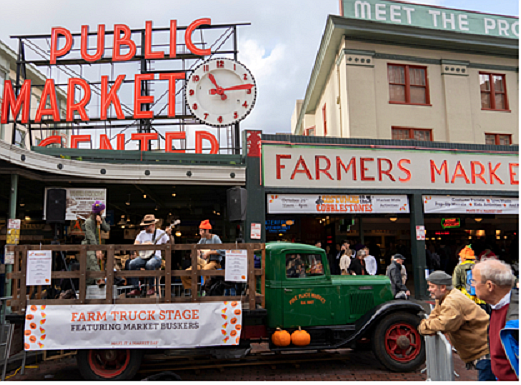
left=286, top=254, right=324, bottom=278
left=485, top=133, right=512, bottom=146
left=388, top=64, right=430, bottom=105
left=480, top=73, right=509, bottom=111
left=322, top=104, right=327, bottom=136
left=14, top=128, right=26, bottom=148
left=304, top=126, right=315, bottom=136
left=392, top=127, right=432, bottom=141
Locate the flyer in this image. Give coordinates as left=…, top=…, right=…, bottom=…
left=225, top=250, right=248, bottom=283
left=26, top=250, right=52, bottom=286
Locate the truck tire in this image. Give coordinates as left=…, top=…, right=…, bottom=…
left=77, top=349, right=143, bottom=380
left=371, top=312, right=425, bottom=372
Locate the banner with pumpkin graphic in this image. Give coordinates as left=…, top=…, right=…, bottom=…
left=24, top=302, right=242, bottom=351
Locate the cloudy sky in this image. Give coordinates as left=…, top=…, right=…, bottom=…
left=0, top=0, right=518, bottom=140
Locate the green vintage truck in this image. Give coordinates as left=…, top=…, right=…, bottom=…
left=243, top=242, right=426, bottom=373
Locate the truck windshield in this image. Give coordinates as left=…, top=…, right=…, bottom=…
left=286, top=254, right=324, bottom=278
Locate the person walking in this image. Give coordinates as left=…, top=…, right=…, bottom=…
left=363, top=246, right=377, bottom=276
left=418, top=271, right=493, bottom=381
left=82, top=201, right=109, bottom=288
left=473, top=259, right=519, bottom=381
left=349, top=249, right=367, bottom=276
left=339, top=244, right=351, bottom=275
left=386, top=254, right=410, bottom=298
left=453, top=245, right=487, bottom=308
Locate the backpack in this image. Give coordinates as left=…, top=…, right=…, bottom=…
left=465, top=265, right=476, bottom=296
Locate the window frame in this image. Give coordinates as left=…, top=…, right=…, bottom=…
left=479, top=72, right=510, bottom=112
left=392, top=127, right=433, bottom=142
left=322, top=104, right=327, bottom=136
left=285, top=253, right=325, bottom=280
left=387, top=63, right=431, bottom=106
left=303, top=126, right=315, bottom=137
left=485, top=133, right=512, bottom=146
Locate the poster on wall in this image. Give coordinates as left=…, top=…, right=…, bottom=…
left=225, top=250, right=248, bottom=283
left=24, top=302, right=242, bottom=351
left=26, top=250, right=52, bottom=286
left=267, top=194, right=409, bottom=214
left=423, top=196, right=519, bottom=214
left=43, top=188, right=106, bottom=221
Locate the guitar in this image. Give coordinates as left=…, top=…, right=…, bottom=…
left=139, top=220, right=180, bottom=260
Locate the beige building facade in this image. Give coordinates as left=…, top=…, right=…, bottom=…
left=0, top=40, right=69, bottom=149
left=292, top=1, right=519, bottom=146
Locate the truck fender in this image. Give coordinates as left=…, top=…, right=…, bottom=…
left=347, top=300, right=425, bottom=344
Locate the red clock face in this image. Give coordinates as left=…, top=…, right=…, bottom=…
left=185, top=58, right=257, bottom=127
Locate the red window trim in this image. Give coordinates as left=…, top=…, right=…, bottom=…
left=485, top=133, right=512, bottom=145
left=392, top=127, right=433, bottom=141
left=479, top=72, right=510, bottom=112
left=303, top=126, right=316, bottom=136
left=387, top=63, right=431, bottom=106
left=322, top=104, right=327, bottom=136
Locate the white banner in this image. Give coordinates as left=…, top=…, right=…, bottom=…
left=43, top=188, right=106, bottom=221
left=24, top=302, right=242, bottom=351
left=263, top=145, right=519, bottom=192
left=268, top=194, right=409, bottom=214
left=423, top=195, right=519, bottom=214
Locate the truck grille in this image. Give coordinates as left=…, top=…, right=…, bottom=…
left=349, top=292, right=375, bottom=316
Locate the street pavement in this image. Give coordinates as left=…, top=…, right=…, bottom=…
left=7, top=343, right=476, bottom=381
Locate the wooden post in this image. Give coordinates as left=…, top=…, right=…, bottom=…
left=261, top=246, right=266, bottom=309
left=20, top=246, right=28, bottom=310
left=105, top=245, right=114, bottom=304
left=79, top=247, right=87, bottom=304
left=165, top=244, right=172, bottom=303
left=247, top=246, right=255, bottom=310
left=190, top=247, right=198, bottom=302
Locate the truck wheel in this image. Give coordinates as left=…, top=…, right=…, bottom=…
left=371, top=312, right=425, bottom=372
left=77, top=349, right=143, bottom=380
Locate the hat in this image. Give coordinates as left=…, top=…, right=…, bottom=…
left=427, top=271, right=452, bottom=286
left=199, top=220, right=212, bottom=230
left=459, top=245, right=476, bottom=260
left=92, top=201, right=105, bottom=214
left=393, top=253, right=406, bottom=261
left=140, top=214, right=160, bottom=226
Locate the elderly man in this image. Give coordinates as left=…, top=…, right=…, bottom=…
left=473, top=260, right=519, bottom=381
left=418, top=271, right=493, bottom=381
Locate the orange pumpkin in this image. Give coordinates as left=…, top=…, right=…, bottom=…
left=26, top=314, right=34, bottom=320
left=30, top=305, right=37, bottom=312
left=291, top=327, right=311, bottom=346
left=231, top=301, right=238, bottom=307
left=29, top=336, right=36, bottom=343
left=235, top=325, right=242, bottom=331
left=271, top=328, right=291, bottom=347
left=234, top=309, right=241, bottom=315
left=459, top=245, right=475, bottom=261
left=29, top=323, right=37, bottom=330
left=24, top=330, right=31, bottom=336
left=24, top=343, right=30, bottom=350
left=230, top=330, right=237, bottom=337
left=230, top=317, right=237, bottom=325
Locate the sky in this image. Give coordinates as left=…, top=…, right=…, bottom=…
left=0, top=0, right=518, bottom=141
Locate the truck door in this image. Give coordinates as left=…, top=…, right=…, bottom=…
left=282, top=252, right=337, bottom=328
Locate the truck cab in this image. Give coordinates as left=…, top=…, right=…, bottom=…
left=258, top=242, right=425, bottom=372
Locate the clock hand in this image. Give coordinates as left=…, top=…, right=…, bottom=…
left=207, top=74, right=227, bottom=100
left=208, top=74, right=220, bottom=89
left=210, top=84, right=254, bottom=95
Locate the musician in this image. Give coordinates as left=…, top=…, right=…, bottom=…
left=82, top=201, right=110, bottom=288
left=181, top=220, right=224, bottom=292
left=128, top=214, right=174, bottom=296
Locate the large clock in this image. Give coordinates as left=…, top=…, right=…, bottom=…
left=185, top=58, right=257, bottom=127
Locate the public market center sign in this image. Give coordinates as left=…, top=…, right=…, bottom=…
left=341, top=0, right=519, bottom=38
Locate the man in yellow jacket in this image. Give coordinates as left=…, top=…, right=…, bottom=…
left=418, top=271, right=494, bottom=381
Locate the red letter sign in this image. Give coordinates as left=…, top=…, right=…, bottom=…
left=50, top=27, right=73, bottom=64
left=1, top=80, right=31, bottom=124
left=145, top=21, right=165, bottom=59
left=70, top=135, right=91, bottom=149
left=101, top=75, right=126, bottom=120
left=35, top=79, right=60, bottom=123
left=159, top=73, right=185, bottom=117
left=113, top=24, right=136, bottom=62
left=165, top=132, right=186, bottom=153
left=81, top=25, right=105, bottom=62
left=66, top=78, right=91, bottom=121
left=132, top=133, right=158, bottom=151
left=195, top=131, right=219, bottom=154
left=134, top=74, right=155, bottom=119
left=185, top=19, right=211, bottom=56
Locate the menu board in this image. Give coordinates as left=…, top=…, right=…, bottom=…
left=225, top=250, right=248, bottom=283
left=26, top=250, right=52, bottom=286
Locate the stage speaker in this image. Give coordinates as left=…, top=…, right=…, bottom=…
left=46, top=188, right=66, bottom=223
left=227, top=187, right=247, bottom=222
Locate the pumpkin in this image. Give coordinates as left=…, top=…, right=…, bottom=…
left=24, top=343, right=30, bottom=350
left=30, top=305, right=37, bottom=312
left=231, top=301, right=238, bottom=307
left=271, top=328, right=291, bottom=347
left=459, top=245, right=475, bottom=261
left=234, top=309, right=241, bottom=315
left=29, top=323, right=37, bottom=330
left=230, top=317, right=237, bottom=325
left=26, top=314, right=34, bottom=320
left=291, top=327, right=311, bottom=346
left=24, top=330, right=31, bottom=336
left=235, top=325, right=242, bottom=331
left=230, top=330, right=237, bottom=337
left=29, top=336, right=36, bottom=343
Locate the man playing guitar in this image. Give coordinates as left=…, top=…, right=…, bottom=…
left=128, top=214, right=174, bottom=296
